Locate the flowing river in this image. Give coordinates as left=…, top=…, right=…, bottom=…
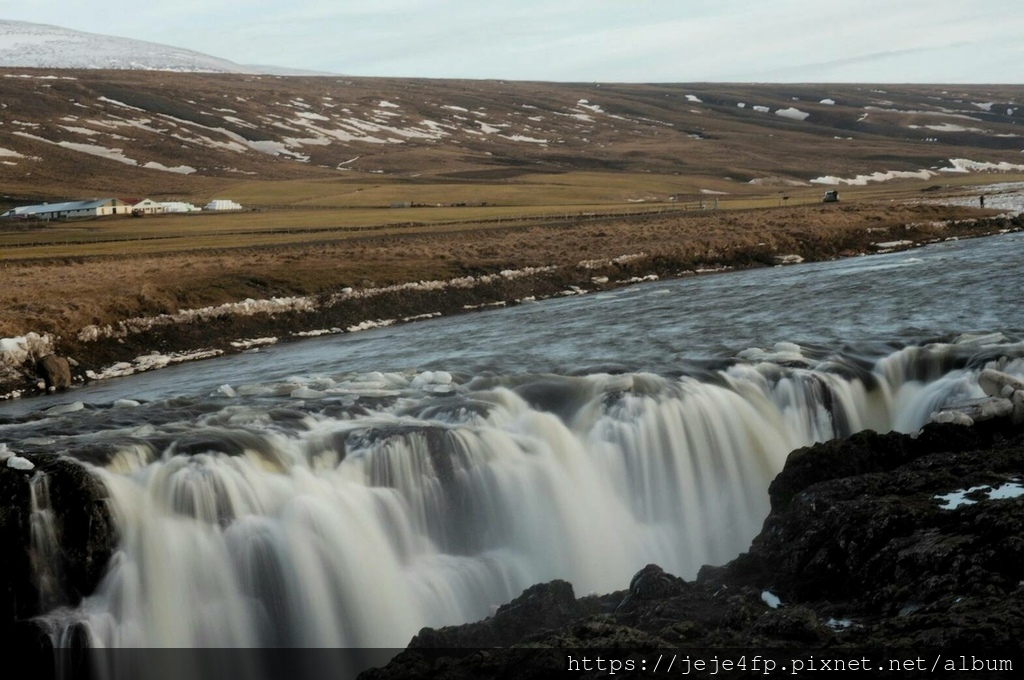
left=1, top=231, right=1023, bottom=656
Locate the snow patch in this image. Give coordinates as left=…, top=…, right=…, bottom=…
left=294, top=111, right=330, bottom=122
left=576, top=99, right=604, bottom=113
left=77, top=297, right=313, bottom=342
left=230, top=337, right=278, bottom=349
left=935, top=482, right=1024, bottom=509
left=918, top=123, right=987, bottom=133
left=811, top=169, right=935, bottom=186
left=1, top=333, right=53, bottom=384
left=58, top=125, right=99, bottom=136
left=502, top=134, right=548, bottom=144
left=871, top=240, right=915, bottom=252
left=761, top=591, right=782, bottom=609
left=477, top=121, right=506, bottom=134
left=143, top=161, right=196, bottom=174
left=775, top=107, right=810, bottom=121
left=13, top=132, right=138, bottom=165
left=940, top=158, right=1024, bottom=173
left=85, top=349, right=224, bottom=381
left=98, top=96, right=145, bottom=111
left=0, top=19, right=273, bottom=73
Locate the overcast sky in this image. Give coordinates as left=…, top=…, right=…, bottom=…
left=2, top=0, right=1022, bottom=82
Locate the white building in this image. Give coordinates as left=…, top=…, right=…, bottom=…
left=132, top=198, right=165, bottom=215
left=204, top=199, right=243, bottom=211
left=1, top=198, right=132, bottom=220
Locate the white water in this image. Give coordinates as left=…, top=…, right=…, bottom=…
left=34, top=345, right=1006, bottom=651
left=1, top=232, right=1019, bottom=658
left=29, top=473, right=64, bottom=612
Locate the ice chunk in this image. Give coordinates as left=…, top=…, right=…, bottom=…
left=978, top=369, right=1024, bottom=399
left=930, top=410, right=974, bottom=426
left=290, top=387, right=326, bottom=399
left=7, top=456, right=35, bottom=471
left=44, top=401, right=85, bottom=415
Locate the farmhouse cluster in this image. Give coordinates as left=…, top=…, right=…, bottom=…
left=1, top=197, right=243, bottom=220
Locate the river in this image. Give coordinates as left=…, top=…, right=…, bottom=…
left=1, top=231, right=1022, bottom=656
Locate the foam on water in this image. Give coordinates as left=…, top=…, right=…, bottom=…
left=17, top=340, right=1020, bottom=652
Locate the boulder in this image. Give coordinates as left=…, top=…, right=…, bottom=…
left=36, top=354, right=72, bottom=391
left=408, top=580, right=583, bottom=649
left=0, top=455, right=117, bottom=628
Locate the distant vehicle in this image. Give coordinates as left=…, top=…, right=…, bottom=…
left=822, top=190, right=839, bottom=203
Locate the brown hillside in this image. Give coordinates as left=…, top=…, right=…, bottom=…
left=1, top=71, right=1022, bottom=204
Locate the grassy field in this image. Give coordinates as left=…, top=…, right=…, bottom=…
left=0, top=176, right=1005, bottom=341
left=5, top=171, right=1013, bottom=261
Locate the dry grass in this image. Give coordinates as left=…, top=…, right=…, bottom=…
left=0, top=197, right=996, bottom=339
left=2, top=72, right=1021, bottom=345
left=5, top=169, right=1012, bottom=261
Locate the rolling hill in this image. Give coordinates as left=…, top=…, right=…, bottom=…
left=0, top=20, right=296, bottom=74
left=1, top=67, right=1023, bottom=208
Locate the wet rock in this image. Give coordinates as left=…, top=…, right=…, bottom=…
left=36, top=354, right=72, bottom=391
left=0, top=455, right=118, bottom=629
left=616, top=564, right=689, bottom=610
left=752, top=605, right=830, bottom=644
left=409, top=580, right=582, bottom=649
left=744, top=417, right=1024, bottom=609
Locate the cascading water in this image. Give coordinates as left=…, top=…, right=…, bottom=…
left=0, top=229, right=1016, bottom=678
left=24, top=339, right=1018, bottom=658
left=29, top=472, right=64, bottom=612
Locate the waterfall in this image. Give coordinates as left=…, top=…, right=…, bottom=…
left=34, top=342, right=1015, bottom=654
left=29, top=472, right=64, bottom=612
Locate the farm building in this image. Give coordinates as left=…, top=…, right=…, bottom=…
left=204, top=199, right=243, bottom=211
left=132, top=198, right=165, bottom=215
left=1, top=198, right=132, bottom=220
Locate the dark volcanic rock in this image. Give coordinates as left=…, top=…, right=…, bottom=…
left=409, top=580, right=585, bottom=649
left=0, top=454, right=117, bottom=630
left=735, top=419, right=1024, bottom=608
left=363, top=416, right=1024, bottom=679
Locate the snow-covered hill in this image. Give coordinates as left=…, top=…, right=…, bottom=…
left=0, top=20, right=320, bottom=75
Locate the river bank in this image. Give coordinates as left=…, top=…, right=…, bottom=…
left=1, top=203, right=1020, bottom=401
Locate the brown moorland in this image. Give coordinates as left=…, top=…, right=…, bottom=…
left=2, top=70, right=1023, bottom=393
